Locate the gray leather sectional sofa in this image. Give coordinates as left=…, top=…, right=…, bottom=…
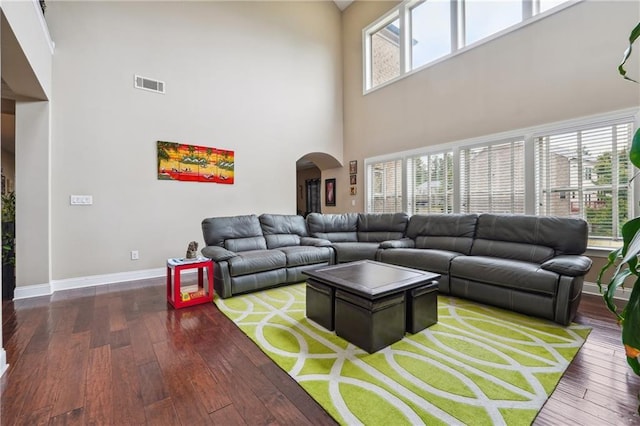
left=201, top=212, right=592, bottom=325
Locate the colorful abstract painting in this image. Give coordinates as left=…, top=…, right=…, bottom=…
left=157, top=141, right=234, bottom=184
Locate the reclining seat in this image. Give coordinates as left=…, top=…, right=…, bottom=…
left=306, top=213, right=409, bottom=263
left=258, top=214, right=332, bottom=283
left=306, top=213, right=359, bottom=263
left=201, top=214, right=286, bottom=298
left=378, top=213, right=478, bottom=293
left=349, top=213, right=409, bottom=263
left=449, top=214, right=592, bottom=325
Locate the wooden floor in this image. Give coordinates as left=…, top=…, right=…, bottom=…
left=0, top=278, right=638, bottom=425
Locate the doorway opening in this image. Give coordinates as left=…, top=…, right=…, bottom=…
left=0, top=96, right=15, bottom=300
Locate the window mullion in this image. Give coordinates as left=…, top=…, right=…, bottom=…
left=523, top=0, right=533, bottom=20
left=577, top=132, right=584, bottom=217
left=487, top=145, right=493, bottom=211
left=612, top=128, right=619, bottom=239
left=511, top=142, right=515, bottom=212
left=399, top=5, right=408, bottom=76
left=451, top=0, right=460, bottom=51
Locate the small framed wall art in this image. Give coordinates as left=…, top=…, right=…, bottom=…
left=349, top=160, right=357, bottom=174
left=325, top=178, right=336, bottom=206
left=350, top=174, right=357, bottom=185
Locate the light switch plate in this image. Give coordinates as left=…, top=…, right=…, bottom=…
left=70, top=195, right=93, bottom=205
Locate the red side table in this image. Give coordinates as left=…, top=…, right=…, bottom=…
left=166, top=257, right=214, bottom=309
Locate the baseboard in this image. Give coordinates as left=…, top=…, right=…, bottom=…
left=582, top=281, right=631, bottom=301
left=13, top=267, right=184, bottom=300
left=11, top=276, right=629, bottom=302
left=0, top=348, right=7, bottom=377
left=51, top=267, right=166, bottom=293
left=13, top=283, right=52, bottom=300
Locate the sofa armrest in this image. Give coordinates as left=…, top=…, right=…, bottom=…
left=541, top=255, right=592, bottom=277
left=201, top=246, right=238, bottom=262
left=379, top=238, right=415, bottom=249
left=300, top=237, right=332, bottom=247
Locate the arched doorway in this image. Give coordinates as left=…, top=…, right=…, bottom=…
left=296, top=152, right=341, bottom=216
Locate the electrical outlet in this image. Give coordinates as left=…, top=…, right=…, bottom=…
left=131, top=250, right=139, bottom=260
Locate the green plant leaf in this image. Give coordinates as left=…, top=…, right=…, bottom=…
left=596, top=247, right=622, bottom=293
left=630, top=129, right=640, bottom=170
left=622, top=277, right=640, bottom=374
left=606, top=268, right=632, bottom=319
left=619, top=22, right=640, bottom=82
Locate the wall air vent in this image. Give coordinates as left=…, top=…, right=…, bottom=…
left=134, top=75, right=165, bottom=94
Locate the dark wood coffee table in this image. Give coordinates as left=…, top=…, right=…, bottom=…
left=303, top=260, right=440, bottom=353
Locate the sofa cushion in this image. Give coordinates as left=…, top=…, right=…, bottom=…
left=300, top=237, right=332, bottom=247
left=378, top=248, right=462, bottom=275
left=227, top=250, right=286, bottom=276
left=471, top=239, right=555, bottom=264
left=259, top=214, right=309, bottom=249
left=407, top=214, right=478, bottom=254
left=332, top=242, right=380, bottom=263
left=357, top=213, right=409, bottom=242
left=201, top=246, right=237, bottom=262
left=541, top=255, right=593, bottom=276
left=473, top=214, right=588, bottom=256
left=450, top=256, right=559, bottom=295
left=277, top=246, right=332, bottom=267
left=202, top=214, right=267, bottom=252
left=306, top=213, right=358, bottom=242
left=226, top=237, right=268, bottom=253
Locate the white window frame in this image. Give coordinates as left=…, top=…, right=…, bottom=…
left=364, top=108, right=640, bottom=252
left=363, top=0, right=582, bottom=94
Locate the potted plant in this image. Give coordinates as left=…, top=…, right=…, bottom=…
left=2, top=191, right=15, bottom=299
left=597, top=22, right=640, bottom=376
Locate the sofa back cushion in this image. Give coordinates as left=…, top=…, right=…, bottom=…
left=407, top=214, right=478, bottom=254
left=306, top=213, right=358, bottom=242
left=470, top=214, right=588, bottom=263
left=357, top=213, right=409, bottom=242
left=259, top=214, right=308, bottom=248
left=201, top=214, right=267, bottom=252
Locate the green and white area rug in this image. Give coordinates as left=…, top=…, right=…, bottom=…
left=215, top=284, right=590, bottom=425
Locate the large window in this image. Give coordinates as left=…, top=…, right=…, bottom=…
left=410, top=0, right=451, bottom=70
left=364, top=0, right=574, bottom=91
left=535, top=123, right=633, bottom=247
left=463, top=0, right=522, bottom=46
left=364, top=111, right=638, bottom=249
left=371, top=18, right=401, bottom=87
left=367, top=159, right=403, bottom=213
left=460, top=140, right=525, bottom=213
left=407, top=151, right=453, bottom=214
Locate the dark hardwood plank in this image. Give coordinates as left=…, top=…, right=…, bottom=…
left=144, top=398, right=181, bottom=425
left=138, top=360, right=169, bottom=407
left=14, top=405, right=51, bottom=426
left=1, top=278, right=638, bottom=425
left=50, top=331, right=91, bottom=418
left=84, top=345, right=113, bottom=425
left=48, top=407, right=85, bottom=426
left=111, top=346, right=146, bottom=425
left=128, top=318, right=157, bottom=366
left=209, top=404, right=248, bottom=425
left=153, top=340, right=214, bottom=424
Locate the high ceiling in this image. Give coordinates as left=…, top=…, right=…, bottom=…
left=333, top=1, right=353, bottom=11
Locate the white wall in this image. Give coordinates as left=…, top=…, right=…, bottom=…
left=1, top=0, right=53, bottom=99
left=46, top=1, right=343, bottom=280
left=15, top=101, right=50, bottom=287
left=341, top=0, right=640, bottom=212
